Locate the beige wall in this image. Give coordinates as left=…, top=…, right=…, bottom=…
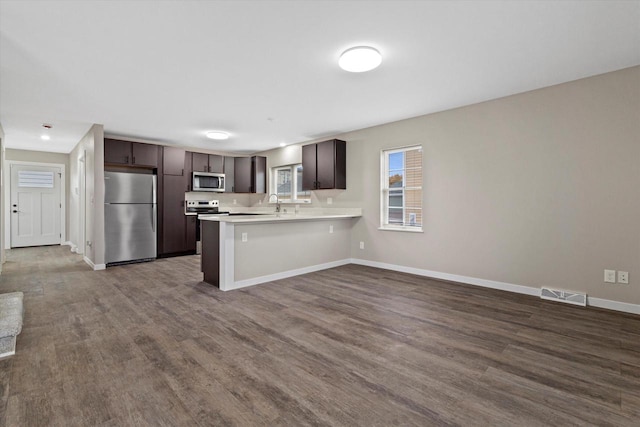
left=234, top=220, right=352, bottom=281
left=260, top=66, right=640, bottom=305
left=5, top=148, right=71, bottom=242
left=68, top=124, right=105, bottom=267
left=0, top=124, right=5, bottom=268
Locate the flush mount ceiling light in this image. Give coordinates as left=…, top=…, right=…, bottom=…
left=41, top=123, right=52, bottom=140
left=339, top=46, right=382, bottom=72
left=279, top=142, right=286, bottom=147
left=205, top=131, right=230, bottom=140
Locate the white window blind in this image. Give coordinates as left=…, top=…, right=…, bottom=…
left=18, top=171, right=54, bottom=188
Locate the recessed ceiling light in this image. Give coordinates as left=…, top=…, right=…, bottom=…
left=339, top=46, right=382, bottom=72
left=41, top=134, right=50, bottom=141
left=206, top=131, right=229, bottom=140
left=279, top=142, right=286, bottom=147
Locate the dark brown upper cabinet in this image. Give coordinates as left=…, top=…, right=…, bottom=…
left=223, top=156, right=235, bottom=192
left=234, top=156, right=266, bottom=193
left=104, top=139, right=158, bottom=168
left=191, top=153, right=224, bottom=173
left=163, top=146, right=186, bottom=176
left=302, top=139, right=346, bottom=190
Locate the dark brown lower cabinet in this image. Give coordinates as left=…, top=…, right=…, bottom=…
left=159, top=175, right=196, bottom=256
left=201, top=221, right=220, bottom=287
left=186, top=216, right=197, bottom=252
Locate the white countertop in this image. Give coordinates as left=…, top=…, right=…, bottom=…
left=198, top=209, right=361, bottom=224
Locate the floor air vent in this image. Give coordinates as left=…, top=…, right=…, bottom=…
left=540, top=287, right=587, bottom=306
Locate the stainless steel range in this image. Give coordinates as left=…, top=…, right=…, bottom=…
left=185, top=200, right=228, bottom=254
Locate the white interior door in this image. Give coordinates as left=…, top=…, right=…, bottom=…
left=10, top=164, right=62, bottom=247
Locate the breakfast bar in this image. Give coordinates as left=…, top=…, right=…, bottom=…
left=200, top=210, right=361, bottom=290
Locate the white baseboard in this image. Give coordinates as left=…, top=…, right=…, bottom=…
left=350, top=258, right=640, bottom=316
left=64, top=241, right=78, bottom=253
left=227, top=259, right=352, bottom=291
left=83, top=256, right=106, bottom=271
left=588, top=297, right=640, bottom=315
left=351, top=258, right=540, bottom=296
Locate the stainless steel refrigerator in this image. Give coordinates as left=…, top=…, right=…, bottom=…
left=104, top=171, right=157, bottom=265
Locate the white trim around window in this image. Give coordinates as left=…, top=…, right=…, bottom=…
left=271, top=163, right=311, bottom=204
left=380, top=145, right=423, bottom=232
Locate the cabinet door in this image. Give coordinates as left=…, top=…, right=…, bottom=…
left=224, top=156, right=235, bottom=192
left=131, top=143, right=158, bottom=167
left=186, top=216, right=197, bottom=252
left=162, top=175, right=188, bottom=253
left=192, top=152, right=209, bottom=172
left=333, top=139, right=346, bottom=189
left=253, top=156, right=266, bottom=193
left=316, top=140, right=336, bottom=189
left=234, top=157, right=251, bottom=193
left=163, top=147, right=186, bottom=176
left=104, top=139, right=132, bottom=165
left=209, top=155, right=224, bottom=173
left=301, top=143, right=317, bottom=190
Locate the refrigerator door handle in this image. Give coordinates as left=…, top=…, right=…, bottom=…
left=152, top=204, right=156, bottom=232
left=152, top=177, right=157, bottom=204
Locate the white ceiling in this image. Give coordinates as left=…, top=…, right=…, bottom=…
left=1, top=0, right=639, bottom=154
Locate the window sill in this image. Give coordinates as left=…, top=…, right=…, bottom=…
left=378, top=226, right=423, bottom=233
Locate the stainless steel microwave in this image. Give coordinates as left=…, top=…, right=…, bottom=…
left=192, top=172, right=225, bottom=192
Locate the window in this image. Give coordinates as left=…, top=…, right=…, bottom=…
left=272, top=164, right=311, bottom=203
left=381, top=146, right=423, bottom=231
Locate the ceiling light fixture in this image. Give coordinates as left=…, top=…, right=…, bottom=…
left=339, top=46, right=382, bottom=72
left=41, top=123, right=52, bottom=140
left=279, top=142, right=286, bottom=147
left=205, top=131, right=230, bottom=140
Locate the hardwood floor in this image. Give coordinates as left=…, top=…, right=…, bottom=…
left=0, top=246, right=638, bottom=426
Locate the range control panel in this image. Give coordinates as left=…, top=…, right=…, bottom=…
left=185, top=200, right=220, bottom=215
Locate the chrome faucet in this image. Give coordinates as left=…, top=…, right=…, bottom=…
left=268, top=193, right=280, bottom=213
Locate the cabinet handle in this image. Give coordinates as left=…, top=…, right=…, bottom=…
left=187, top=184, right=191, bottom=191
left=125, top=155, right=129, bottom=163
left=208, top=165, right=211, bottom=172
left=132, top=156, right=136, bottom=164
left=182, top=169, right=184, bottom=176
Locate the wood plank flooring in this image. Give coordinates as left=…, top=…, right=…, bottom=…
left=0, top=245, right=639, bottom=426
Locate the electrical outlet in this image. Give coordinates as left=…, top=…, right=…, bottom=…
left=329, top=225, right=333, bottom=234
left=241, top=232, right=248, bottom=242
left=359, top=241, right=364, bottom=250
left=618, top=271, right=629, bottom=284
left=233, top=199, right=237, bottom=205
left=327, top=197, right=333, bottom=205
left=604, top=269, right=616, bottom=283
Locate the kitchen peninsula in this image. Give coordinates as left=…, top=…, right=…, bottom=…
left=200, top=210, right=361, bottom=290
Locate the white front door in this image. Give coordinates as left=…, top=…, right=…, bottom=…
left=10, top=164, right=62, bottom=247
